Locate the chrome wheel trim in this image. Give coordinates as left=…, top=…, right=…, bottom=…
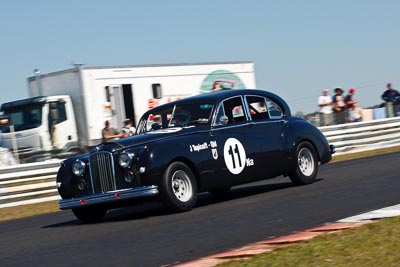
left=298, top=147, right=314, bottom=176
left=171, top=170, right=193, bottom=202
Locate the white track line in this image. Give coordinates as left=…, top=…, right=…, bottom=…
left=338, top=204, right=400, bottom=223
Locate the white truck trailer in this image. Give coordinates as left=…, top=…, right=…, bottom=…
left=0, top=61, right=255, bottom=156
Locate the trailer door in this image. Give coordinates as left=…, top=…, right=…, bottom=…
left=107, top=84, right=135, bottom=129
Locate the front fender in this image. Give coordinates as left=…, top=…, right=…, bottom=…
left=56, top=154, right=89, bottom=199
left=140, top=140, right=201, bottom=188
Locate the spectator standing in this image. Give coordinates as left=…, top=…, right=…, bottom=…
left=332, top=87, right=346, bottom=124
left=345, top=88, right=358, bottom=122
left=352, top=104, right=363, bottom=122
left=121, top=118, right=136, bottom=137
left=381, top=83, right=400, bottom=116
left=102, top=120, right=121, bottom=142
left=381, top=83, right=400, bottom=103
left=318, top=89, right=333, bottom=126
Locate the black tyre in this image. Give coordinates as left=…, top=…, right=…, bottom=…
left=289, top=141, right=318, bottom=185
left=160, top=161, right=197, bottom=212
left=72, top=206, right=107, bottom=223
left=209, top=186, right=231, bottom=197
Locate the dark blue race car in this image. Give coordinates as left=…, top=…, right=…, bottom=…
left=56, top=89, right=335, bottom=222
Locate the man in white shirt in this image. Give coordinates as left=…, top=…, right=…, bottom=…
left=318, top=89, right=333, bottom=126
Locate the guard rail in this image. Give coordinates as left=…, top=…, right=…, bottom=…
left=0, top=160, right=61, bottom=208
left=319, top=116, right=400, bottom=155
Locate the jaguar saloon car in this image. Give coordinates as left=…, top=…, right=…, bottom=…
left=57, top=89, right=335, bottom=222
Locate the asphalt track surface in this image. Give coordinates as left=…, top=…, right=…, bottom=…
left=1, top=152, right=399, bottom=267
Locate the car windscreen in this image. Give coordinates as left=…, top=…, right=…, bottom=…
left=137, top=102, right=214, bottom=134
left=168, top=102, right=213, bottom=127
left=0, top=103, right=44, bottom=133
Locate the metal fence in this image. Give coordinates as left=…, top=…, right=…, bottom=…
left=0, top=160, right=61, bottom=208
left=320, top=116, right=400, bottom=155
left=1, top=117, right=400, bottom=208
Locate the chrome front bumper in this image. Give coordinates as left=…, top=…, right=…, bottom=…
left=59, top=185, right=159, bottom=210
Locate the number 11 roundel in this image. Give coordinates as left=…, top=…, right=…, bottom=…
left=223, top=138, right=246, bottom=175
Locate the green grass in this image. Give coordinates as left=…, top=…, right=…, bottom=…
left=0, top=201, right=59, bottom=222
left=331, top=146, right=400, bottom=162
left=218, top=216, right=400, bottom=267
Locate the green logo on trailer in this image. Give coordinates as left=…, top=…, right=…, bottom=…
left=200, top=70, right=246, bottom=93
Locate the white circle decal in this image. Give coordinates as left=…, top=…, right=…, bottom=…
left=223, top=138, right=246, bottom=175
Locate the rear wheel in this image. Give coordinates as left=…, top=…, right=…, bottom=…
left=289, top=142, right=318, bottom=185
left=72, top=206, right=107, bottom=223
left=160, top=161, right=197, bottom=212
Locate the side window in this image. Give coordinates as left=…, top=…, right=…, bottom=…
left=214, top=104, right=226, bottom=126
left=245, top=95, right=269, bottom=121
left=266, top=98, right=283, bottom=119
left=49, top=101, right=67, bottom=125
left=105, top=86, right=111, bottom=102
left=220, top=96, right=247, bottom=125
left=152, top=83, right=162, bottom=99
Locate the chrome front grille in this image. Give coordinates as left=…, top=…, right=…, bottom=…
left=89, top=151, right=117, bottom=194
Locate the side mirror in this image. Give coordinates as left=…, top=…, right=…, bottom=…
left=219, top=115, right=229, bottom=125
left=0, top=115, right=10, bottom=125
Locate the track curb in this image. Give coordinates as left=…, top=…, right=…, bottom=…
left=174, top=204, right=400, bottom=267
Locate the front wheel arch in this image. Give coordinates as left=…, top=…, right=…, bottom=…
left=159, top=161, right=198, bottom=212
left=288, top=136, right=321, bottom=163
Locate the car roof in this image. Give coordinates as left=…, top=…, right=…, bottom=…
left=143, top=89, right=291, bottom=117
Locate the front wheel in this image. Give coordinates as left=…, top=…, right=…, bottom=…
left=72, top=206, right=107, bottom=223
left=160, top=161, right=197, bottom=212
left=289, top=142, right=318, bottom=185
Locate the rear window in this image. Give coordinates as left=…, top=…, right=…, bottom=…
left=266, top=98, right=283, bottom=119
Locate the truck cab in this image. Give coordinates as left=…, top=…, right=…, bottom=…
left=0, top=95, right=78, bottom=155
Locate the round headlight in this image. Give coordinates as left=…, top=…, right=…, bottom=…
left=118, top=153, right=133, bottom=168
left=72, top=160, right=85, bottom=176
